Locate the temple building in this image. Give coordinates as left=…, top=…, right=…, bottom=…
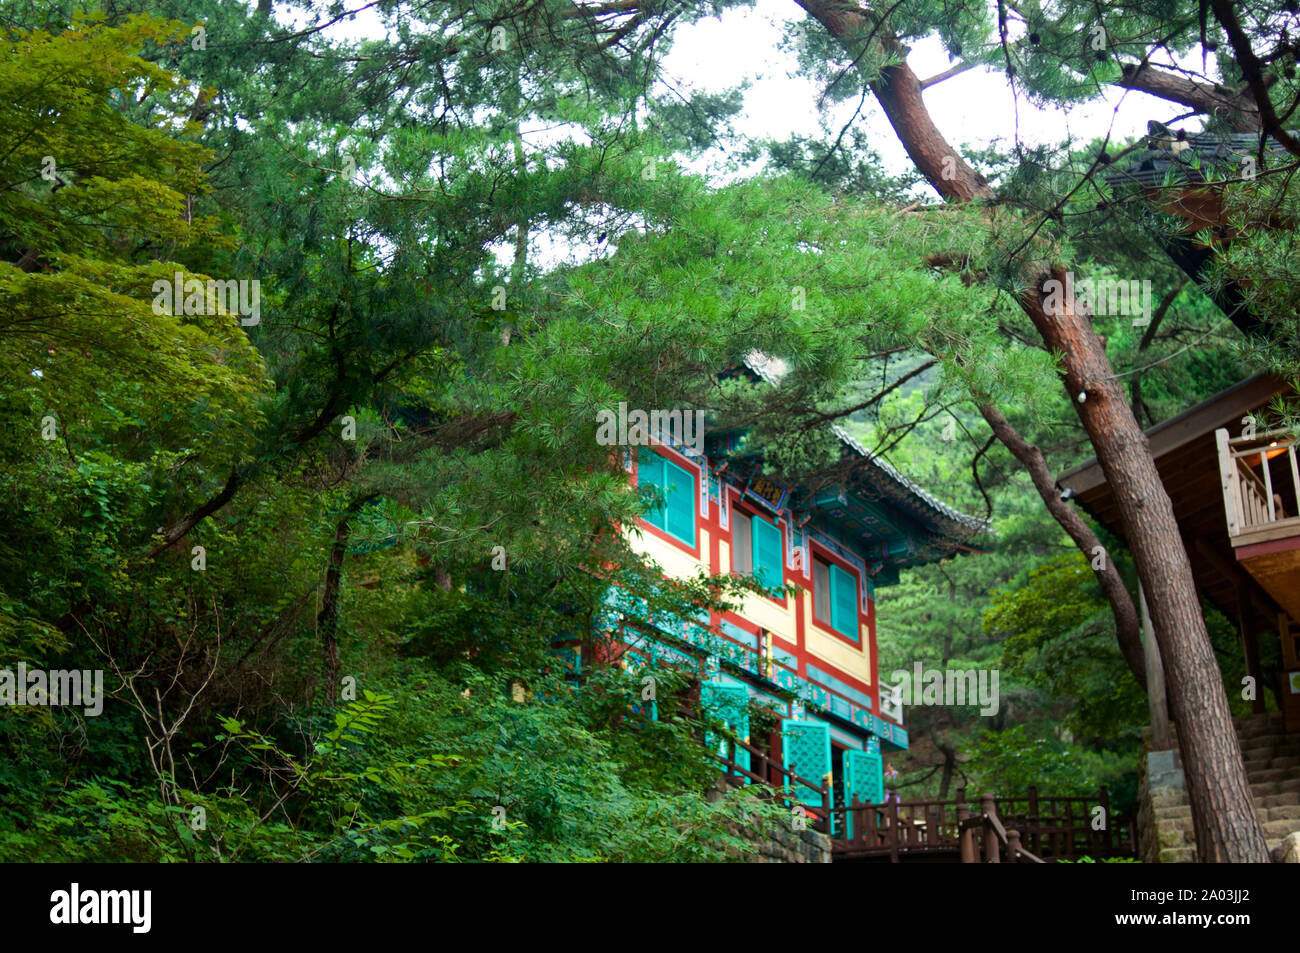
left=595, top=356, right=989, bottom=817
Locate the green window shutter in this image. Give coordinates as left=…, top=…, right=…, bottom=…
left=829, top=563, right=858, bottom=639
left=663, top=459, right=696, bottom=545
left=637, top=449, right=667, bottom=532
left=702, top=683, right=750, bottom=776
left=751, top=516, right=782, bottom=593
left=782, top=719, right=831, bottom=807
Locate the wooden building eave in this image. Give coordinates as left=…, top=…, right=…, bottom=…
left=1055, top=372, right=1292, bottom=637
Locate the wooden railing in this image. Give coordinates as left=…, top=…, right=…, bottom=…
left=958, top=794, right=1046, bottom=863
left=710, top=737, right=832, bottom=834
left=1216, top=427, right=1300, bottom=540
left=710, top=738, right=1134, bottom=862
left=829, top=787, right=1130, bottom=862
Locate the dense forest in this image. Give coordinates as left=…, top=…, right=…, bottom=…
left=1, top=0, right=1296, bottom=862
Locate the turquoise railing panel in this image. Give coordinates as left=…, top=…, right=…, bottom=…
left=843, top=748, right=883, bottom=839
left=782, top=719, right=830, bottom=808
left=703, top=682, right=750, bottom=777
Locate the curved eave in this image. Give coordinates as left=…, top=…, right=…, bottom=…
left=831, top=425, right=991, bottom=541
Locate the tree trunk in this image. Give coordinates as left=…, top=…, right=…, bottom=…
left=318, top=495, right=376, bottom=705
left=1019, top=274, right=1266, bottom=860
left=795, top=0, right=1269, bottom=861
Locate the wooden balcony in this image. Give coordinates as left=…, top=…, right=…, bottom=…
left=1217, top=427, right=1300, bottom=730
left=1216, top=428, right=1300, bottom=619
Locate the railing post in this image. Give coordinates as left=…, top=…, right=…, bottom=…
left=1027, top=784, right=1040, bottom=856
left=957, top=802, right=974, bottom=863
left=1261, top=448, right=1277, bottom=521
left=981, top=794, right=999, bottom=863
left=1007, top=829, right=1021, bottom=864
left=889, top=796, right=900, bottom=863
left=1288, top=444, right=1300, bottom=518
left=1216, top=428, right=1241, bottom=536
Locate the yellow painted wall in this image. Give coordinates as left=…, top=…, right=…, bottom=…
left=628, top=521, right=874, bottom=691
left=803, top=592, right=873, bottom=687
left=626, top=526, right=708, bottom=580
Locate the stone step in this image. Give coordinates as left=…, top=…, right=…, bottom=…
left=1157, top=846, right=1196, bottom=863
left=1264, top=804, right=1300, bottom=822
left=1244, top=758, right=1272, bottom=773
left=1257, top=792, right=1300, bottom=809
left=1248, top=767, right=1291, bottom=783
left=1241, top=735, right=1300, bottom=751
left=1251, top=781, right=1280, bottom=797
left=1269, top=755, right=1300, bottom=771
left=1235, top=720, right=1286, bottom=740
left=1261, top=818, right=1300, bottom=837
left=1278, top=778, right=1300, bottom=794
left=1241, top=744, right=1300, bottom=762
left=1160, top=804, right=1193, bottom=819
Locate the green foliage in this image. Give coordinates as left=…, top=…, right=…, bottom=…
left=1, top=0, right=1291, bottom=864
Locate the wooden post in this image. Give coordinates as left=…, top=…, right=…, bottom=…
left=957, top=802, right=974, bottom=863
left=981, top=794, right=999, bottom=863
left=1138, top=581, right=1172, bottom=750
left=1236, top=587, right=1266, bottom=715
left=1217, top=428, right=1241, bottom=536
left=1282, top=613, right=1299, bottom=669
left=888, top=796, right=900, bottom=863
left=1007, top=829, right=1021, bottom=863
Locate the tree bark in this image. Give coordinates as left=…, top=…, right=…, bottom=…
left=795, top=0, right=1269, bottom=861
left=1018, top=272, right=1265, bottom=860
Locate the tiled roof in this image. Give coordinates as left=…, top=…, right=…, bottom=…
left=831, top=424, right=991, bottom=536
left=740, top=353, right=990, bottom=538
left=1105, top=123, right=1290, bottom=189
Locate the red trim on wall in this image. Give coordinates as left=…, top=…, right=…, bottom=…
left=807, top=542, right=866, bottom=648
left=627, top=449, right=882, bottom=722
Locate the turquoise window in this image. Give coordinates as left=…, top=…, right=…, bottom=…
left=751, top=515, right=783, bottom=594
left=638, top=449, right=696, bottom=546
left=816, top=556, right=859, bottom=640
left=829, top=563, right=858, bottom=639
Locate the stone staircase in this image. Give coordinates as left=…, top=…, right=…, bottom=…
left=1142, top=712, right=1300, bottom=862
left=1241, top=712, right=1300, bottom=857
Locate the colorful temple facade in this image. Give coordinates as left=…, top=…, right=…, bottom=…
left=596, top=356, right=989, bottom=815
